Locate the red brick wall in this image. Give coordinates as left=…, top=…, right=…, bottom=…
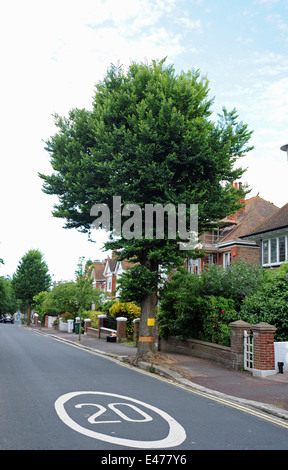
left=235, top=246, right=260, bottom=264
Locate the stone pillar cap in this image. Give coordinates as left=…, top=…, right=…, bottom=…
left=251, top=322, right=276, bottom=332
left=229, top=320, right=251, bottom=328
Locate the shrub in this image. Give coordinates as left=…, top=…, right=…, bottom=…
left=240, top=263, right=288, bottom=341
left=158, top=261, right=288, bottom=345
left=158, top=268, right=203, bottom=339
left=60, top=311, right=74, bottom=322
left=102, top=300, right=116, bottom=315
left=158, top=262, right=262, bottom=345
left=109, top=300, right=141, bottom=339
left=199, top=296, right=238, bottom=346
left=89, top=310, right=103, bottom=328
left=200, top=260, right=265, bottom=310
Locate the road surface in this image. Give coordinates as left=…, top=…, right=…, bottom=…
left=1, top=322, right=288, bottom=453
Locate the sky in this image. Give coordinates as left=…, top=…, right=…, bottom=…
left=0, top=0, right=288, bottom=282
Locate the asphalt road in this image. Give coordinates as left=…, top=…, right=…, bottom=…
left=1, top=322, right=288, bottom=453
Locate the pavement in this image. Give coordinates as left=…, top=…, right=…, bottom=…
left=26, top=324, right=288, bottom=421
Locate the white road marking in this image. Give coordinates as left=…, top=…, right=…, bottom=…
left=54, top=391, right=186, bottom=449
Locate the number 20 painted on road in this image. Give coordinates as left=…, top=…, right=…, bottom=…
left=55, top=391, right=186, bottom=449
left=75, top=402, right=153, bottom=424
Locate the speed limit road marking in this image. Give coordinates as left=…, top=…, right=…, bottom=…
left=54, top=391, right=186, bottom=449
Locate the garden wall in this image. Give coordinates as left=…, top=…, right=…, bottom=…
left=159, top=336, right=232, bottom=368
left=59, top=318, right=68, bottom=332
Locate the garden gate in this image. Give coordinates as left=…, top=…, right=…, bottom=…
left=243, top=330, right=253, bottom=371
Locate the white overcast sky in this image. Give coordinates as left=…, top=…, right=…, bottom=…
left=0, top=0, right=288, bottom=282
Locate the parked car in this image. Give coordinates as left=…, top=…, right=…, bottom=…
left=0, top=315, right=4, bottom=322
left=4, top=315, right=14, bottom=324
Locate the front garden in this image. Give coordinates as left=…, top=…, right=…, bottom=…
left=157, top=260, right=288, bottom=346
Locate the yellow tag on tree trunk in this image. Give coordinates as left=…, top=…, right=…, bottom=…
left=147, top=318, right=155, bottom=326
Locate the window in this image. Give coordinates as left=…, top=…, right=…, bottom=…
left=223, top=252, right=230, bottom=268
left=187, top=258, right=201, bottom=274
left=262, top=236, right=287, bottom=266
left=207, top=254, right=214, bottom=265
left=279, top=236, right=286, bottom=262
left=263, top=240, right=269, bottom=264
left=270, top=238, right=277, bottom=263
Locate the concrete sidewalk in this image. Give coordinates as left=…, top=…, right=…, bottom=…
left=26, top=324, right=288, bottom=420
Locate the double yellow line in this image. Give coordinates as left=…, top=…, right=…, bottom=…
left=30, top=326, right=288, bottom=430
left=175, top=382, right=288, bottom=430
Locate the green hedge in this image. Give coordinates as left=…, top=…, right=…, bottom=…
left=158, top=261, right=288, bottom=345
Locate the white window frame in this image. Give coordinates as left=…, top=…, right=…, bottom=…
left=207, top=254, right=214, bottom=265
left=223, top=251, right=231, bottom=268
left=187, top=258, right=201, bottom=274
left=262, top=235, right=288, bottom=267
left=107, top=276, right=112, bottom=292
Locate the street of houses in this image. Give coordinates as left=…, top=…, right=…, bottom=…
left=89, top=181, right=288, bottom=294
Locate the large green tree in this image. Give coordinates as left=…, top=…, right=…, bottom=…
left=39, top=59, right=253, bottom=359
left=0, top=276, right=18, bottom=315
left=12, top=249, right=51, bottom=325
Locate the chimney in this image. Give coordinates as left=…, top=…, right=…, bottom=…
left=236, top=182, right=246, bottom=219
left=227, top=182, right=245, bottom=221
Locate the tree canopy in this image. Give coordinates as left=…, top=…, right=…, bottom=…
left=39, top=59, right=253, bottom=359
left=12, top=249, right=51, bottom=325
left=0, top=277, right=18, bottom=316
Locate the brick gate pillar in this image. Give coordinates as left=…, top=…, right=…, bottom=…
left=229, top=320, right=251, bottom=371
left=117, top=317, right=127, bottom=341
left=251, top=322, right=276, bottom=377
left=97, top=314, right=106, bottom=338
left=133, top=318, right=140, bottom=346
left=84, top=318, right=91, bottom=334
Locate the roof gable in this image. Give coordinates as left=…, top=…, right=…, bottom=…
left=90, top=260, right=105, bottom=281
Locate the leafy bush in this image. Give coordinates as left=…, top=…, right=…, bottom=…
left=109, top=300, right=141, bottom=339
left=199, top=296, right=238, bottom=346
left=158, top=261, right=265, bottom=345
left=240, top=263, right=288, bottom=341
left=60, top=311, right=74, bottom=322
left=200, top=260, right=265, bottom=310
left=88, top=310, right=103, bottom=328
left=158, top=268, right=203, bottom=339
left=102, top=300, right=116, bottom=314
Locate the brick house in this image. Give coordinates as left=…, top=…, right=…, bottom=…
left=240, top=202, right=288, bottom=268
left=89, top=260, right=106, bottom=290
left=103, top=256, right=117, bottom=295
left=186, top=185, right=279, bottom=273
left=90, top=253, right=136, bottom=298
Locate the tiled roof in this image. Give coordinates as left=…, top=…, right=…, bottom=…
left=241, top=202, right=288, bottom=238
left=220, top=196, right=279, bottom=243
left=90, top=260, right=105, bottom=280
left=201, top=196, right=278, bottom=246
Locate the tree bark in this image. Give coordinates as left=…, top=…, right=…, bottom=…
left=27, top=302, right=31, bottom=326
left=136, top=290, right=158, bottom=361
left=135, top=258, right=159, bottom=362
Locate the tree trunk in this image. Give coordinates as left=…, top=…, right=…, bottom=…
left=136, top=290, right=158, bottom=361
left=27, top=302, right=31, bottom=326
left=135, top=258, right=159, bottom=362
